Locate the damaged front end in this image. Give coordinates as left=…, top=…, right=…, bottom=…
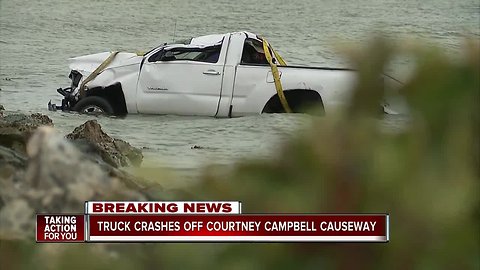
left=48, top=70, right=83, bottom=111
left=49, top=51, right=141, bottom=114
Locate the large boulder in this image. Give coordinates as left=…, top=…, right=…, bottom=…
left=0, top=145, right=27, bottom=180
left=0, top=112, right=53, bottom=153
left=0, top=127, right=148, bottom=240
left=0, top=115, right=154, bottom=240
left=66, top=120, right=143, bottom=168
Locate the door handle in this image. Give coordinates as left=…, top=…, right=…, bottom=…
left=203, top=70, right=221, bottom=75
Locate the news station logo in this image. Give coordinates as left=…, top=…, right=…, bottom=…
left=36, top=201, right=389, bottom=243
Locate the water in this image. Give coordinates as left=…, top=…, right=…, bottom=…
left=0, top=0, right=478, bottom=178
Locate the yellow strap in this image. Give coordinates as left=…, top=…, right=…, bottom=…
left=272, top=45, right=287, bottom=66
left=262, top=38, right=292, bottom=113
left=79, top=51, right=120, bottom=97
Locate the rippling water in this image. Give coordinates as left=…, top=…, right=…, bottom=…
left=0, top=0, right=478, bottom=177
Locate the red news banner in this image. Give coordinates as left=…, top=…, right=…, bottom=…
left=37, top=201, right=389, bottom=243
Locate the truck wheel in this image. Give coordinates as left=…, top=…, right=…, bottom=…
left=73, top=96, right=114, bottom=114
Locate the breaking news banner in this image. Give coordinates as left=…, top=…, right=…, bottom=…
left=36, top=201, right=389, bottom=243
left=84, top=201, right=242, bottom=215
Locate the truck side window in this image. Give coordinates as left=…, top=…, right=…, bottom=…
left=241, top=39, right=268, bottom=65
left=148, top=45, right=221, bottom=63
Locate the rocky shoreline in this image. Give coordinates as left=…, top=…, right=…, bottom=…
left=0, top=105, right=156, bottom=239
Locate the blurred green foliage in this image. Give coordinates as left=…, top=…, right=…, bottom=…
left=1, top=38, right=478, bottom=270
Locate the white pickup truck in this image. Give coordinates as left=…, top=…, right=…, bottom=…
left=49, top=31, right=402, bottom=117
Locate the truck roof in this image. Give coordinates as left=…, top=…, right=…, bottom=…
left=173, top=31, right=259, bottom=48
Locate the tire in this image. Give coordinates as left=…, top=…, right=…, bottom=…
left=73, top=96, right=114, bottom=115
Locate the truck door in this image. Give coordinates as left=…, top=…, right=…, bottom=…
left=136, top=44, right=224, bottom=116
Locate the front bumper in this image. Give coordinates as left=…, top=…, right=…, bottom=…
left=49, top=70, right=83, bottom=111
left=48, top=87, right=76, bottom=111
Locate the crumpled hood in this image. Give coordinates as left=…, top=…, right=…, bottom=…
left=68, top=52, right=143, bottom=74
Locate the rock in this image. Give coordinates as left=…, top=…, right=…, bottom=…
left=114, top=139, right=143, bottom=166
left=0, top=145, right=27, bottom=179
left=0, top=127, right=148, bottom=240
left=0, top=116, right=154, bottom=240
left=66, top=120, right=143, bottom=168
left=191, top=145, right=204, bottom=149
left=0, top=112, right=53, bottom=153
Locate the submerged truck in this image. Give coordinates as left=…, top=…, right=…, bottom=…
left=49, top=31, right=403, bottom=117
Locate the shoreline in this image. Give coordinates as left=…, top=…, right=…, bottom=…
left=0, top=105, right=160, bottom=240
